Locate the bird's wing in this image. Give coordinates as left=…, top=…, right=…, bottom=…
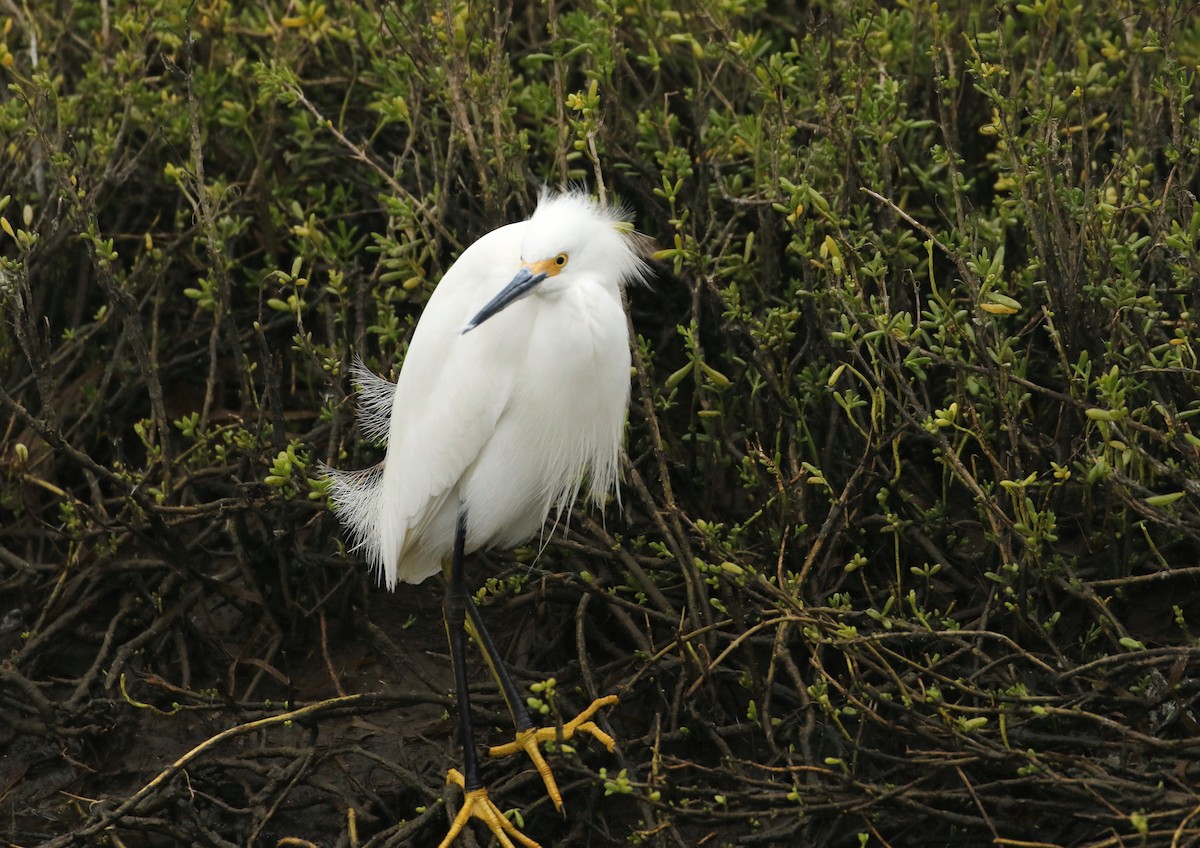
left=329, top=327, right=513, bottom=587
left=370, top=222, right=530, bottom=587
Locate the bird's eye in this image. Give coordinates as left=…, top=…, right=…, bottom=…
left=554, top=253, right=568, bottom=266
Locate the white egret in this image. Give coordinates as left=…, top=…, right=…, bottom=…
left=325, top=190, right=648, bottom=848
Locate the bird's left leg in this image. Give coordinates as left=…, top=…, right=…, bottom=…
left=440, top=511, right=541, bottom=848
left=462, top=584, right=619, bottom=812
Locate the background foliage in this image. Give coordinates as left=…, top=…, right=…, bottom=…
left=2, top=1, right=1199, bottom=846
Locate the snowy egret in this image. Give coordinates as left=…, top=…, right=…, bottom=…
left=325, top=190, right=648, bottom=848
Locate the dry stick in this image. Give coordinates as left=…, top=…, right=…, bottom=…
left=795, top=440, right=873, bottom=589
left=484, top=4, right=514, bottom=201
left=105, top=577, right=195, bottom=688
left=1172, top=803, right=1200, bottom=848
left=0, top=384, right=183, bottom=549
left=14, top=568, right=119, bottom=677
left=861, top=346, right=1019, bottom=563
left=8, top=257, right=58, bottom=430
left=284, top=87, right=459, bottom=249
left=578, top=514, right=673, bottom=615
left=180, top=20, right=248, bottom=432
left=64, top=593, right=138, bottom=709
left=575, top=593, right=602, bottom=705
left=439, top=0, right=492, bottom=208
left=624, top=305, right=683, bottom=549
left=625, top=306, right=708, bottom=634
left=913, top=340, right=1200, bottom=473
left=547, top=0, right=569, bottom=181
left=247, top=747, right=318, bottom=845
left=34, top=695, right=362, bottom=848
left=570, top=579, right=654, bottom=654
left=590, top=177, right=701, bottom=624
left=319, top=610, right=348, bottom=698
left=571, top=591, right=666, bottom=838
left=20, top=105, right=173, bottom=488
left=860, top=627, right=1059, bottom=678
left=863, top=187, right=958, bottom=260
left=1059, top=643, right=1200, bottom=682
left=625, top=460, right=710, bottom=633
left=683, top=614, right=798, bottom=698
left=956, top=765, right=1001, bottom=844
left=755, top=631, right=790, bottom=749
left=621, top=618, right=737, bottom=694
left=861, top=186, right=1015, bottom=407
left=0, top=663, right=58, bottom=727
left=1084, top=565, right=1200, bottom=589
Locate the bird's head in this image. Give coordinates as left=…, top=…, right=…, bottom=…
left=463, top=191, right=649, bottom=332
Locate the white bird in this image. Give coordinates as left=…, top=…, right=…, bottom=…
left=325, top=190, right=648, bottom=848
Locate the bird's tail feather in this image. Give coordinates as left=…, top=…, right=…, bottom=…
left=322, top=461, right=388, bottom=584
left=350, top=357, right=396, bottom=444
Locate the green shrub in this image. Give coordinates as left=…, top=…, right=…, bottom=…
left=2, top=2, right=1198, bottom=846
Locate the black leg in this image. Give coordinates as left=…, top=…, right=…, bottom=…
left=445, top=510, right=482, bottom=792
left=464, top=593, right=536, bottom=734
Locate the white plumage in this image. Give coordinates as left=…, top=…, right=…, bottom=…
left=326, top=192, right=648, bottom=589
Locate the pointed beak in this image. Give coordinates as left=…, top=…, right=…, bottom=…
left=462, top=266, right=547, bottom=333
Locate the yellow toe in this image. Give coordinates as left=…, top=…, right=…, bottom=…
left=487, top=694, right=620, bottom=811
left=439, top=769, right=542, bottom=848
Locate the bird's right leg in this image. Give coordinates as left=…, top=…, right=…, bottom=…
left=440, top=510, right=541, bottom=848
left=463, top=580, right=618, bottom=813
left=463, top=595, right=534, bottom=733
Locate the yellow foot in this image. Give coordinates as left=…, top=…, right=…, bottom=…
left=438, top=768, right=542, bottom=848
left=488, top=694, right=619, bottom=811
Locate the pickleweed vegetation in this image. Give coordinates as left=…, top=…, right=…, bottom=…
left=1, top=2, right=1198, bottom=846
